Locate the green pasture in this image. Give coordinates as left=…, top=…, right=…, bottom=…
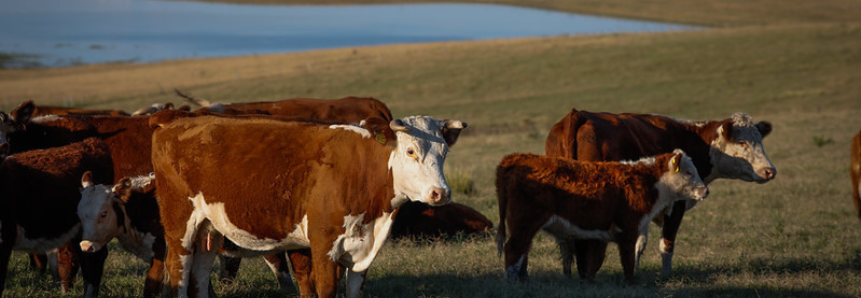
left=1, top=0, right=860, bottom=297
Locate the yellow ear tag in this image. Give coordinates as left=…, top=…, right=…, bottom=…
left=718, top=126, right=724, bottom=134
left=375, top=133, right=386, bottom=145
left=671, top=157, right=679, bottom=172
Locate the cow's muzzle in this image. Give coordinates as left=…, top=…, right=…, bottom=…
left=756, top=167, right=777, bottom=183
left=79, top=240, right=102, bottom=253
left=427, top=187, right=451, bottom=206
left=693, top=186, right=709, bottom=201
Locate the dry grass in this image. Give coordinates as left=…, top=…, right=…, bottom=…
left=2, top=2, right=861, bottom=298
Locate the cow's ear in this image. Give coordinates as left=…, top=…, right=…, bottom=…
left=11, top=100, right=35, bottom=127
left=362, top=117, right=396, bottom=146
left=112, top=178, right=133, bottom=203
left=0, top=142, right=9, bottom=159
left=755, top=121, right=772, bottom=138
left=441, top=119, right=468, bottom=147
left=718, top=121, right=733, bottom=140
left=81, top=171, right=95, bottom=188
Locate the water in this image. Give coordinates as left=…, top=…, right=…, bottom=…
left=0, top=0, right=697, bottom=68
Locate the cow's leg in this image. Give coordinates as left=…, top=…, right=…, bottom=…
left=502, top=218, right=544, bottom=284
left=28, top=253, right=48, bottom=273
left=310, top=243, right=342, bottom=298
left=572, top=239, right=606, bottom=282
left=635, top=231, right=649, bottom=272
left=659, top=201, right=687, bottom=277
left=559, top=239, right=574, bottom=277
left=189, top=243, right=217, bottom=298
left=263, top=253, right=296, bottom=292
left=56, top=241, right=80, bottom=293
left=0, top=223, right=15, bottom=296
left=344, top=268, right=367, bottom=298
left=618, top=233, right=638, bottom=284
left=164, top=233, right=194, bottom=298
left=288, top=249, right=315, bottom=297
left=144, top=237, right=166, bottom=298
left=80, top=242, right=108, bottom=297
left=217, top=255, right=241, bottom=283
left=47, top=249, right=60, bottom=283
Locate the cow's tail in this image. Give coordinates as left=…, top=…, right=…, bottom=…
left=545, top=108, right=585, bottom=158
left=495, top=162, right=510, bottom=257
left=174, top=88, right=213, bottom=107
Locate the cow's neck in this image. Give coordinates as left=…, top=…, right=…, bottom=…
left=676, top=120, right=724, bottom=184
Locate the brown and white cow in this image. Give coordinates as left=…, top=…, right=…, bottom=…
left=0, top=138, right=114, bottom=297
left=151, top=115, right=465, bottom=298
left=545, top=109, right=775, bottom=278
left=496, top=150, right=708, bottom=284
left=851, top=129, right=861, bottom=221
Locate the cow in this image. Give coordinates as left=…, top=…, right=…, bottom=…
left=545, top=109, right=776, bottom=278
left=852, top=129, right=861, bottom=221
left=77, top=173, right=295, bottom=298
left=496, top=150, right=709, bottom=284
left=150, top=114, right=466, bottom=298
left=0, top=138, right=114, bottom=297
left=390, top=202, right=493, bottom=239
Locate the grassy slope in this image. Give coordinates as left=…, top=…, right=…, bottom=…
left=2, top=2, right=861, bottom=298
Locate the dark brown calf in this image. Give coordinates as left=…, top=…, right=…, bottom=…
left=496, top=151, right=708, bottom=283
left=0, top=138, right=114, bottom=297
left=391, top=202, right=492, bottom=239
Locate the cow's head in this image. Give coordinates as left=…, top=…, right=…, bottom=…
left=388, top=116, right=467, bottom=207
left=708, top=113, right=776, bottom=183
left=656, top=149, right=709, bottom=202
left=78, top=171, right=135, bottom=253
left=0, top=101, right=35, bottom=144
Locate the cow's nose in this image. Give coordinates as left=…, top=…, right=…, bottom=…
left=80, top=241, right=98, bottom=253
left=429, top=187, right=451, bottom=206
left=695, top=186, right=709, bottom=200
left=760, top=167, right=777, bottom=180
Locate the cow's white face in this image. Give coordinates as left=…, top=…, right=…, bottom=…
left=660, top=149, right=709, bottom=201
left=388, top=116, right=466, bottom=207
left=708, top=113, right=776, bottom=183
left=78, top=179, right=122, bottom=253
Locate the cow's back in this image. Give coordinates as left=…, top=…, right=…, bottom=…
left=227, top=97, right=392, bottom=124
left=83, top=115, right=154, bottom=181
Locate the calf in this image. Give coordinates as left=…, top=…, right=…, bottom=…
left=151, top=115, right=465, bottom=298
left=0, top=138, right=114, bottom=297
left=852, top=130, right=861, bottom=220
left=545, top=110, right=775, bottom=277
left=390, top=202, right=492, bottom=239
left=496, top=150, right=708, bottom=283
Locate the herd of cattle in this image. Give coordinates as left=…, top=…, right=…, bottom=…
left=0, top=91, right=854, bottom=298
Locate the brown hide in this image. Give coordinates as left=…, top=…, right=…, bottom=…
left=11, top=100, right=129, bottom=117
left=496, top=152, right=674, bottom=283
left=153, top=116, right=396, bottom=298
left=851, top=130, right=861, bottom=221
left=391, top=202, right=492, bottom=239
left=0, top=138, right=114, bottom=297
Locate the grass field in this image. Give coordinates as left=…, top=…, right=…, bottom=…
left=2, top=0, right=861, bottom=297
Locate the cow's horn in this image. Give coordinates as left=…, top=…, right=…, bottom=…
left=390, top=119, right=410, bottom=132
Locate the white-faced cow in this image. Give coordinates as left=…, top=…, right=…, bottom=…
left=0, top=138, right=114, bottom=297
left=496, top=150, right=708, bottom=283
left=545, top=109, right=775, bottom=278
left=851, top=129, right=861, bottom=220
left=151, top=115, right=465, bottom=298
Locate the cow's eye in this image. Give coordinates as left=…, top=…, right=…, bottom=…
left=406, top=148, right=416, bottom=158
left=101, top=211, right=107, bottom=218
left=737, top=140, right=749, bottom=149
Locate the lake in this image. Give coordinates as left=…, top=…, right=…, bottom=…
left=0, top=0, right=697, bottom=68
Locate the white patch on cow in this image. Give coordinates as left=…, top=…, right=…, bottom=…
left=191, top=247, right=216, bottom=298
left=31, top=114, right=62, bottom=123
left=329, top=124, right=371, bottom=139
left=189, top=192, right=310, bottom=253
left=14, top=223, right=81, bottom=252
left=182, top=193, right=209, bottom=250
left=345, top=269, right=366, bottom=298
left=541, top=215, right=614, bottom=242
left=620, top=156, right=656, bottom=166
left=328, top=211, right=396, bottom=273
left=177, top=254, right=191, bottom=292
left=505, top=254, right=527, bottom=283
